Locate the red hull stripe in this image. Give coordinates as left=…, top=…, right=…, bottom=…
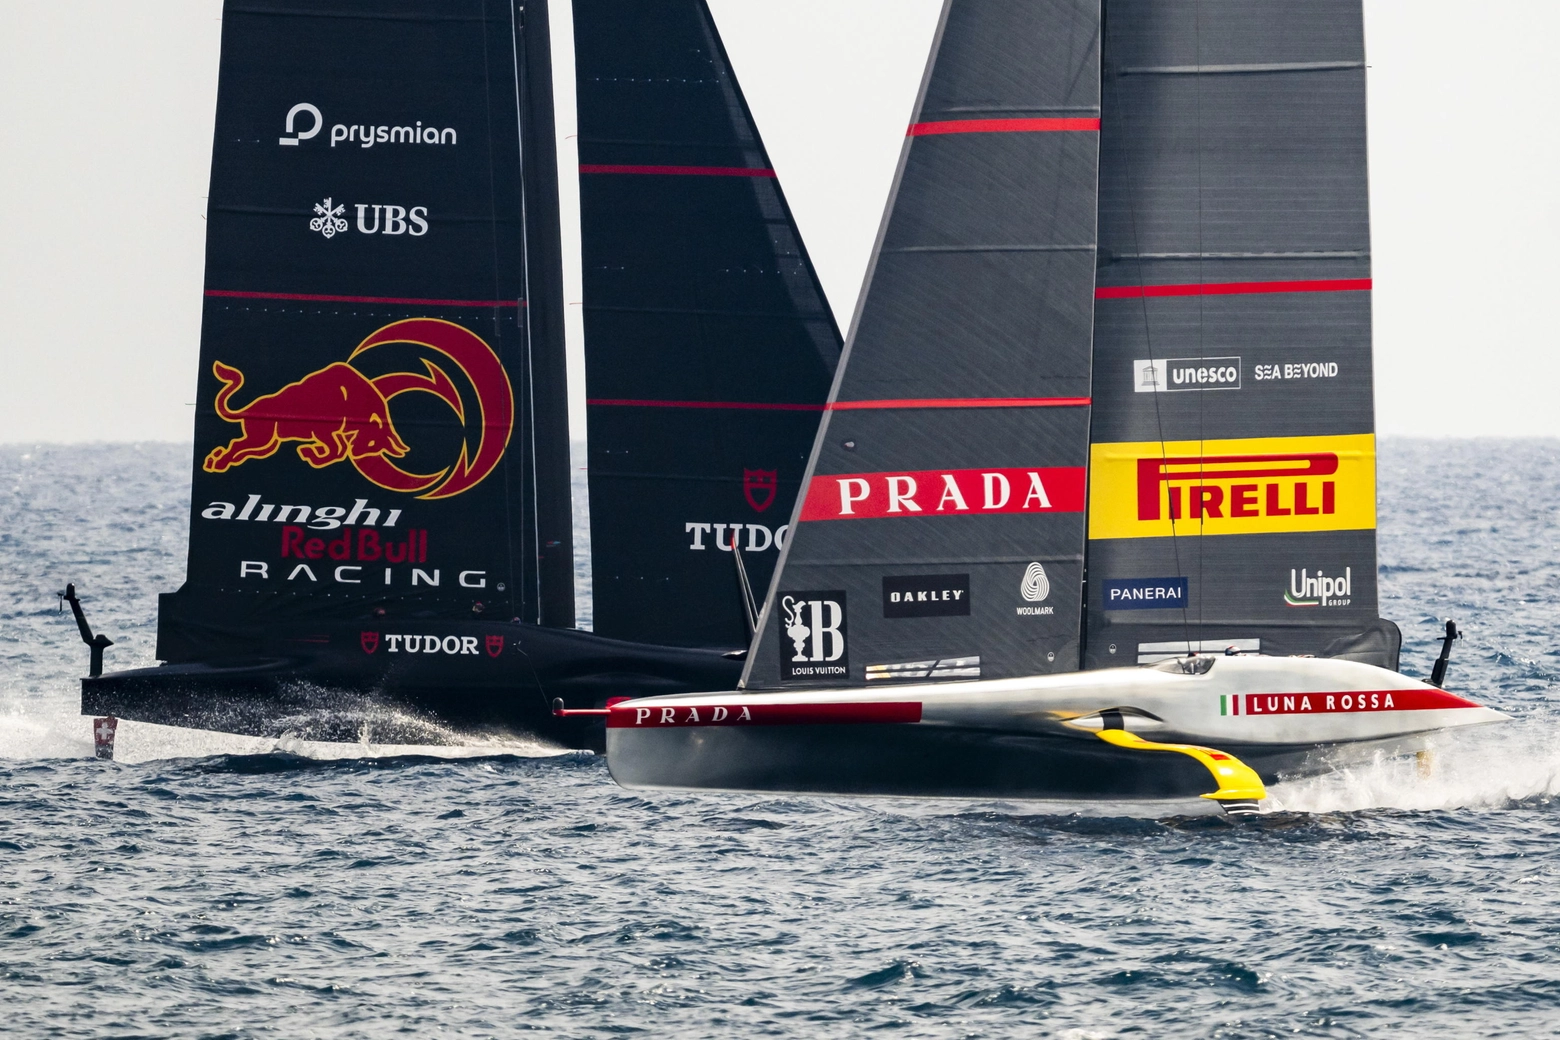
left=908, top=117, right=1101, bottom=136
left=586, top=398, right=824, bottom=412
left=1239, top=688, right=1483, bottom=716
left=830, top=397, right=1090, bottom=411
left=206, top=289, right=521, bottom=308
left=580, top=163, right=776, bottom=178
left=1095, top=278, right=1372, bottom=300
left=608, top=701, right=922, bottom=728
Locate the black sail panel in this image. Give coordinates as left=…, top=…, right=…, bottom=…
left=573, top=0, right=840, bottom=648
left=743, top=0, right=1103, bottom=689
left=160, top=0, right=573, bottom=662
left=1085, top=0, right=1396, bottom=669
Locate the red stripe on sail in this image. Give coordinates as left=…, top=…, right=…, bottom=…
left=587, top=398, right=824, bottom=412
left=1095, top=278, right=1372, bottom=300
left=579, top=164, right=776, bottom=178
left=607, top=701, right=922, bottom=728
left=830, top=397, right=1089, bottom=410
left=1239, top=688, right=1485, bottom=715
left=908, top=117, right=1101, bottom=136
left=800, top=466, right=1087, bottom=521
left=206, top=290, right=521, bottom=308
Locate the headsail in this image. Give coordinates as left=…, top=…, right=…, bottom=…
left=573, top=0, right=840, bottom=648
left=159, top=0, right=573, bottom=662
left=742, top=0, right=1104, bottom=688
left=1084, top=0, right=1397, bottom=668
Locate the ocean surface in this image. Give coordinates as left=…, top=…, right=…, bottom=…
left=4, top=440, right=1560, bottom=1038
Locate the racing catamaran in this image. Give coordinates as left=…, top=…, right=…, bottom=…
left=596, top=0, right=1506, bottom=808
left=71, top=0, right=838, bottom=748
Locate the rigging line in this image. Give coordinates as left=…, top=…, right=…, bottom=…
left=1194, top=0, right=1207, bottom=644
left=510, top=0, right=541, bottom=623
left=1105, top=1, right=1191, bottom=655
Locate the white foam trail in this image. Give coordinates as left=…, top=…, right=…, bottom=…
left=1266, top=716, right=1560, bottom=813
left=0, top=710, right=577, bottom=765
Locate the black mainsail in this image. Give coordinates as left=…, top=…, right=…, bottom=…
left=78, top=0, right=749, bottom=742
left=573, top=0, right=840, bottom=648
left=742, top=0, right=1104, bottom=689
left=1084, top=0, right=1396, bottom=669
left=158, top=0, right=573, bottom=653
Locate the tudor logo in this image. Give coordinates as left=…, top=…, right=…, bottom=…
left=780, top=591, right=848, bottom=680
left=486, top=634, right=505, bottom=657
left=361, top=631, right=379, bottom=654
left=743, top=469, right=778, bottom=513
left=1089, top=435, right=1376, bottom=540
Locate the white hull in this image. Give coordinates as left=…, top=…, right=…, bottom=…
left=603, top=656, right=1507, bottom=805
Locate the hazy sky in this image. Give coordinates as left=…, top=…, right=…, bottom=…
left=1, top=0, right=1555, bottom=444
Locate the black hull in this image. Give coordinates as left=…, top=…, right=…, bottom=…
left=83, top=621, right=741, bottom=750
left=609, top=722, right=1403, bottom=800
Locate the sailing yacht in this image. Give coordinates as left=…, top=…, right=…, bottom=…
left=600, top=0, right=1506, bottom=808
left=73, top=0, right=838, bottom=747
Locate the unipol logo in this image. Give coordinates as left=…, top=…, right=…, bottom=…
left=203, top=318, right=514, bottom=500
left=780, top=591, right=848, bottom=681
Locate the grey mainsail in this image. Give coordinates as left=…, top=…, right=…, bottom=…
left=742, top=0, right=1103, bottom=689
left=1084, top=0, right=1397, bottom=668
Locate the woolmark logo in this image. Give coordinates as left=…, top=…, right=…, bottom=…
left=780, top=591, right=848, bottom=681
left=279, top=102, right=457, bottom=148
left=1134, top=357, right=1241, bottom=392
left=1017, top=563, right=1054, bottom=616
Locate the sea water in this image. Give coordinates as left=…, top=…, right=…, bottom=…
left=3, top=440, right=1559, bottom=1037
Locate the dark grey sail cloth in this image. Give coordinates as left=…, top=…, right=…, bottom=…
left=742, top=0, right=1103, bottom=689
left=158, top=0, right=574, bottom=662
left=574, top=0, right=840, bottom=648
left=1084, top=0, right=1398, bottom=670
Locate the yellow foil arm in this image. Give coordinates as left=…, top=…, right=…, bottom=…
left=1096, top=728, right=1267, bottom=804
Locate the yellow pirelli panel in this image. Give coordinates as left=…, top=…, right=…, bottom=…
left=1089, top=434, right=1375, bottom=540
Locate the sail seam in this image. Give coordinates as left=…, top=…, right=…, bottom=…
left=579, top=164, right=775, bottom=177
left=204, top=289, right=522, bottom=307
left=829, top=397, right=1090, bottom=410
left=889, top=244, right=1095, bottom=254
left=1118, top=61, right=1364, bottom=76
left=1096, top=278, right=1371, bottom=299
left=908, top=117, right=1100, bottom=135
left=587, top=398, right=824, bottom=412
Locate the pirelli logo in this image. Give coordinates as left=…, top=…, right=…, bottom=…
left=1089, top=435, right=1375, bottom=540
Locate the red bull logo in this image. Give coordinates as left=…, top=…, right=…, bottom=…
left=202, top=318, right=512, bottom=500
